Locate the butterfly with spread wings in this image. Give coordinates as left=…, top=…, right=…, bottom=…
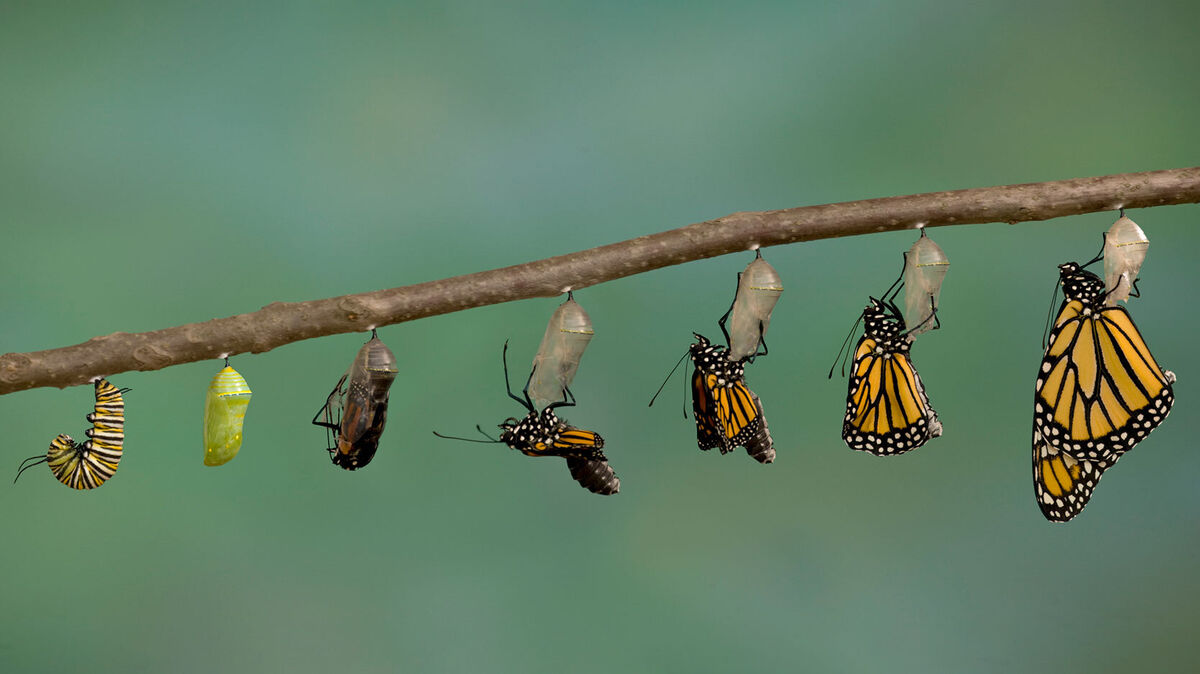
left=840, top=297, right=942, bottom=456
left=1031, top=261, right=1175, bottom=522
left=1034, top=262, right=1175, bottom=466
left=689, top=333, right=775, bottom=463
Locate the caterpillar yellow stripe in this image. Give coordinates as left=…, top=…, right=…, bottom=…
left=16, top=379, right=127, bottom=490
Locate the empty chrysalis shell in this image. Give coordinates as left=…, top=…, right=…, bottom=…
left=528, top=296, right=594, bottom=411
left=726, top=254, right=784, bottom=361
left=1103, top=215, right=1149, bottom=306
left=903, top=232, right=949, bottom=338
left=203, top=366, right=252, bottom=466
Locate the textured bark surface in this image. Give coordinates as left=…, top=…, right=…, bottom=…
left=2, top=167, right=1198, bottom=395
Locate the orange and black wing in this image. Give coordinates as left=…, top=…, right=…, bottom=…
left=1033, top=424, right=1113, bottom=522
left=842, top=337, right=938, bottom=455
left=691, top=368, right=725, bottom=452
left=1035, top=302, right=1174, bottom=464
left=551, top=427, right=605, bottom=454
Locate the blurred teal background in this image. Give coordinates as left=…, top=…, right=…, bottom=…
left=1, top=2, right=1198, bottom=672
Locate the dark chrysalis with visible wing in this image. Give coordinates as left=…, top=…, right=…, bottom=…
left=689, top=333, right=775, bottom=463
left=840, top=298, right=942, bottom=456
left=15, top=379, right=128, bottom=490
left=1032, top=261, right=1174, bottom=522
left=313, top=332, right=399, bottom=470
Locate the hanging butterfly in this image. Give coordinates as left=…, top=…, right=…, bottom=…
left=15, top=378, right=129, bottom=490
left=436, top=342, right=619, bottom=495
left=837, top=296, right=941, bottom=456
left=312, top=331, right=399, bottom=470
left=1034, top=262, right=1175, bottom=467
left=689, top=333, right=775, bottom=463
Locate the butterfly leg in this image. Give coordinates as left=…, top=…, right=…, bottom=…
left=546, top=386, right=578, bottom=411
left=501, top=340, right=535, bottom=412
left=717, top=271, right=741, bottom=346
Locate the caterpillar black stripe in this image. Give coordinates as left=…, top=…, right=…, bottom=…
left=15, top=379, right=128, bottom=490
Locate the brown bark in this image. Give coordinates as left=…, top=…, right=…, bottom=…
left=2, top=167, right=1197, bottom=395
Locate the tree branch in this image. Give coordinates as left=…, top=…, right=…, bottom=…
left=3, top=167, right=1198, bottom=395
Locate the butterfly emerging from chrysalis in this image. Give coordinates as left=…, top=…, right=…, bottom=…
left=652, top=250, right=780, bottom=464
left=16, top=378, right=130, bottom=490
left=832, top=230, right=947, bottom=456
left=312, top=330, right=399, bottom=470
left=435, top=339, right=619, bottom=496
left=1033, top=213, right=1175, bottom=522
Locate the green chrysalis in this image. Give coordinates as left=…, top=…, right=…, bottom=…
left=203, top=365, right=252, bottom=466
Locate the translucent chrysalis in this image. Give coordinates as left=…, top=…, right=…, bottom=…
left=203, top=364, right=252, bottom=466
left=722, top=251, right=784, bottom=362
left=312, top=332, right=399, bottom=470
left=1103, top=213, right=1149, bottom=306
left=902, top=230, right=949, bottom=338
left=527, top=293, right=594, bottom=412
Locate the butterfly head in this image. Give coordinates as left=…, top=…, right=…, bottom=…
left=862, top=297, right=904, bottom=341
left=498, top=416, right=522, bottom=441
left=1057, top=262, right=1105, bottom=303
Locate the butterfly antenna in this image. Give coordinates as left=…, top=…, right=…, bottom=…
left=649, top=349, right=690, bottom=408
left=680, top=355, right=690, bottom=419
left=432, top=426, right=502, bottom=444
left=14, top=455, right=48, bottom=483
left=828, top=312, right=863, bottom=379
left=1042, top=276, right=1061, bottom=350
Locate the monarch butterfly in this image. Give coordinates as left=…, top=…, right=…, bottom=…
left=1102, top=213, right=1149, bottom=306
left=689, top=333, right=775, bottom=463
left=312, top=332, right=399, bottom=470
left=203, top=363, right=252, bottom=466
left=840, top=298, right=941, bottom=455
left=720, top=250, right=784, bottom=362
left=1033, top=262, right=1174, bottom=467
left=902, top=230, right=949, bottom=340
left=527, top=292, right=594, bottom=412
left=435, top=342, right=619, bottom=495
left=15, top=379, right=128, bottom=490
left=1033, top=423, right=1115, bottom=522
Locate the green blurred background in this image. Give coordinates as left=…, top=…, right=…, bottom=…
left=1, top=1, right=1198, bottom=672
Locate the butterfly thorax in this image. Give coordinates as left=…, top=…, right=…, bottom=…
left=689, top=333, right=745, bottom=386
left=1057, top=262, right=1106, bottom=305
left=861, top=299, right=909, bottom=353
left=500, top=409, right=562, bottom=455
